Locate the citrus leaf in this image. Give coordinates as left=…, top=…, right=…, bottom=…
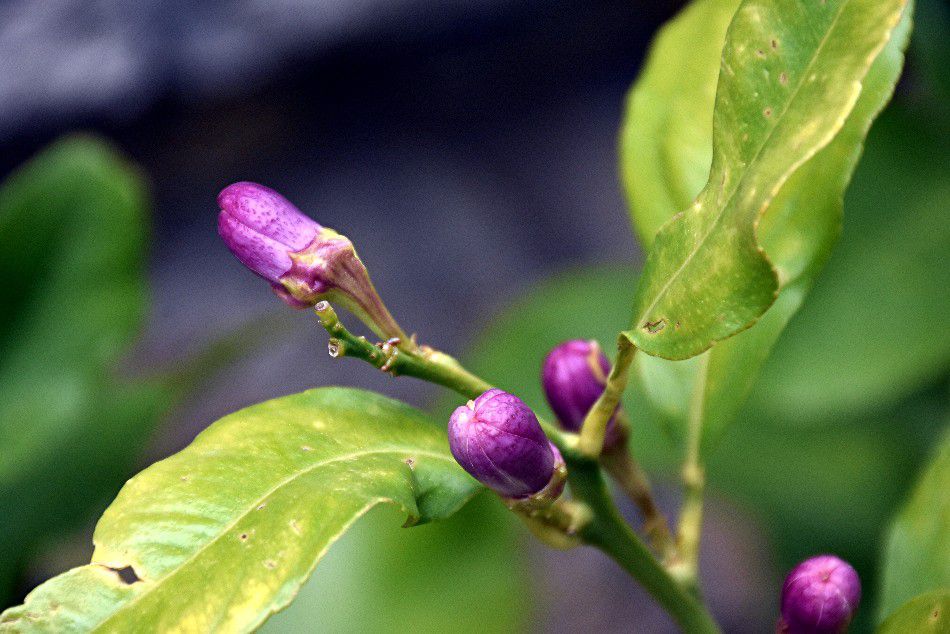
left=619, top=0, right=912, bottom=452
left=619, top=0, right=739, bottom=246
left=0, top=387, right=479, bottom=633
left=623, top=0, right=910, bottom=360
left=877, top=590, right=950, bottom=634
left=877, top=428, right=950, bottom=621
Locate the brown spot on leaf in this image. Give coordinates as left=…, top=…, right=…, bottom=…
left=763, top=107, right=773, bottom=117
left=643, top=319, right=666, bottom=334
left=263, top=560, right=277, bottom=569
left=779, top=72, right=788, bottom=85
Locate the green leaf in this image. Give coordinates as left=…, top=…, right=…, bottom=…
left=877, top=590, right=950, bottom=634
left=619, top=0, right=912, bottom=451
left=623, top=0, right=910, bottom=360
left=877, top=428, right=950, bottom=621
left=0, top=387, right=479, bottom=632
left=619, top=0, right=739, bottom=246
left=0, top=136, right=149, bottom=478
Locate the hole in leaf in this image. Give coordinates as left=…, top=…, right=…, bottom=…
left=103, top=565, right=141, bottom=585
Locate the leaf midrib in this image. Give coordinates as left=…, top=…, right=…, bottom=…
left=91, top=445, right=454, bottom=631
left=633, top=0, right=862, bottom=329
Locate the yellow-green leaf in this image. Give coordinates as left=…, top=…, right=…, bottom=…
left=0, top=388, right=479, bottom=633
left=620, top=0, right=912, bottom=451
left=624, top=0, right=910, bottom=360
left=877, top=590, right=950, bottom=633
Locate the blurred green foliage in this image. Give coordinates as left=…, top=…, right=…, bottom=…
left=0, top=137, right=171, bottom=601
left=878, top=429, right=950, bottom=621
left=0, top=137, right=270, bottom=611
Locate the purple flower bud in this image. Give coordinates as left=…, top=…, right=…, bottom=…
left=780, top=555, right=861, bottom=633
left=217, top=182, right=321, bottom=290
left=542, top=339, right=619, bottom=440
left=448, top=389, right=562, bottom=499
left=218, top=182, right=406, bottom=340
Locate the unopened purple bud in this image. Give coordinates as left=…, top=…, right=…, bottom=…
left=217, top=182, right=321, bottom=290
left=448, top=389, right=561, bottom=499
left=542, top=339, right=619, bottom=440
left=218, top=182, right=406, bottom=340
left=780, top=555, right=861, bottom=633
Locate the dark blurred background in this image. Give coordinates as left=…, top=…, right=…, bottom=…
left=1, top=0, right=680, bottom=445
left=1, top=0, right=946, bottom=632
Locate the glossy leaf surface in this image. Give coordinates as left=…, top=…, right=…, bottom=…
left=619, top=0, right=911, bottom=450
left=0, top=388, right=479, bottom=632
left=624, top=0, right=910, bottom=360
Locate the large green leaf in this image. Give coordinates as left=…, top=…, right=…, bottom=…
left=624, top=0, right=910, bottom=360
left=0, top=387, right=478, bottom=632
left=619, top=0, right=912, bottom=450
left=0, top=137, right=167, bottom=598
left=877, top=590, right=950, bottom=634
left=877, top=428, right=950, bottom=621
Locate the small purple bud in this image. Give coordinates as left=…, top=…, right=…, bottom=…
left=448, top=389, right=560, bottom=499
left=780, top=555, right=861, bottom=633
left=542, top=339, right=619, bottom=441
left=217, top=182, right=321, bottom=289
left=218, top=182, right=407, bottom=340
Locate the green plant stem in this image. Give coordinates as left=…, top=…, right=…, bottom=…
left=670, top=353, right=709, bottom=590
left=315, top=301, right=489, bottom=394
left=578, top=336, right=637, bottom=457
left=568, top=455, right=720, bottom=633
left=600, top=425, right=675, bottom=561
left=313, top=303, right=718, bottom=630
